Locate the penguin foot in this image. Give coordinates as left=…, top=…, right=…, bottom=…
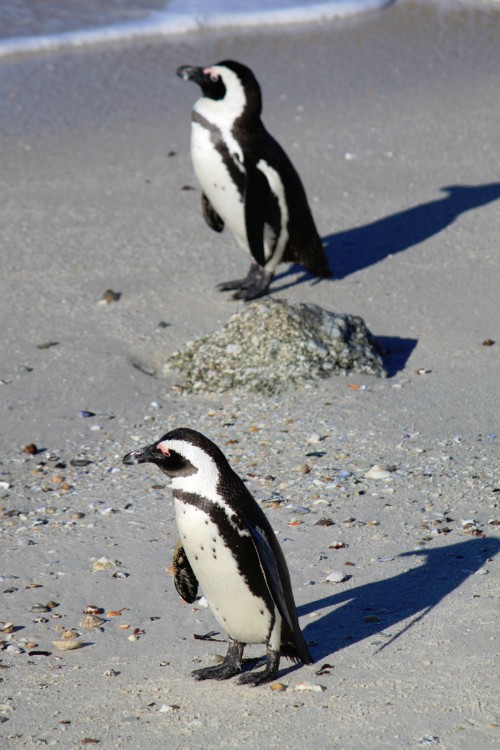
left=217, top=264, right=271, bottom=300
left=237, top=649, right=280, bottom=686
left=191, top=639, right=243, bottom=682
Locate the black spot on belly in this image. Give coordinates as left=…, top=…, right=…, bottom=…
left=211, top=548, right=216, bottom=554
left=194, top=555, right=198, bottom=560
left=260, top=609, right=265, bottom=615
left=200, top=546, right=204, bottom=551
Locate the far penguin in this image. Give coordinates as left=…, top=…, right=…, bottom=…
left=176, top=60, right=332, bottom=300
left=122, top=427, right=313, bottom=685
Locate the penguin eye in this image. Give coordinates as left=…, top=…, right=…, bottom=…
left=210, top=72, right=219, bottom=83
left=157, top=444, right=171, bottom=457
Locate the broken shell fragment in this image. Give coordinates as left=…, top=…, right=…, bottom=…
left=80, top=615, right=106, bottom=629
left=92, top=556, right=117, bottom=571
left=294, top=682, right=326, bottom=692
left=270, top=682, right=287, bottom=692
left=55, top=625, right=80, bottom=639
left=51, top=638, right=82, bottom=651
left=23, top=443, right=38, bottom=455
left=83, top=604, right=102, bottom=615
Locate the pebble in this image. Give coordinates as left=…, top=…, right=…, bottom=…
left=325, top=571, right=347, bottom=583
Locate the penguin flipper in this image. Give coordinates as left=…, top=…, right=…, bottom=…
left=244, top=163, right=272, bottom=269
left=247, top=523, right=296, bottom=636
left=172, top=540, right=199, bottom=603
left=201, top=193, right=225, bottom=233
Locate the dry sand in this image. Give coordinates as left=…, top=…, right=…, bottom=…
left=1, top=1, right=499, bottom=747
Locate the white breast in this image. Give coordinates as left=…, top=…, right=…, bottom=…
left=191, top=120, right=248, bottom=251
left=174, top=498, right=273, bottom=644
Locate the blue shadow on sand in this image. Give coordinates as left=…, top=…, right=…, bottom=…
left=323, top=182, right=500, bottom=279
left=272, top=181, right=500, bottom=287
left=297, top=537, right=500, bottom=663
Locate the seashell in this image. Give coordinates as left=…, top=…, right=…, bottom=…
left=83, top=604, right=102, bottom=615
left=55, top=625, right=80, bottom=639
left=365, top=465, right=392, bottom=480
left=294, top=682, right=326, bottom=692
left=45, top=600, right=59, bottom=609
left=92, top=556, right=117, bottom=571
left=5, top=645, right=24, bottom=655
left=51, top=638, right=82, bottom=651
left=325, top=571, right=347, bottom=583
left=80, top=615, right=106, bottom=629
left=0, top=622, right=14, bottom=633
left=25, top=582, right=43, bottom=589
left=98, top=288, right=121, bottom=304
left=106, top=610, right=123, bottom=617
left=30, top=604, right=50, bottom=613
left=270, top=682, right=287, bottom=692
left=23, top=443, right=38, bottom=454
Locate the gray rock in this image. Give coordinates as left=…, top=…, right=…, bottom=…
left=164, top=299, right=385, bottom=395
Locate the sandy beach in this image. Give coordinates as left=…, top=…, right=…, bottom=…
left=1, top=1, right=499, bottom=747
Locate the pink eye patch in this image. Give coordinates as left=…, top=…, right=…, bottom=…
left=204, top=66, right=219, bottom=82
left=157, top=444, right=170, bottom=456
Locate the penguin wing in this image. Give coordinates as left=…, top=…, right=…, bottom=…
left=244, top=161, right=278, bottom=268
left=246, top=521, right=295, bottom=635
left=172, top=541, right=199, bottom=603
left=201, top=192, right=225, bottom=233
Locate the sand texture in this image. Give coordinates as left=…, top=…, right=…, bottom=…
left=0, top=1, right=499, bottom=747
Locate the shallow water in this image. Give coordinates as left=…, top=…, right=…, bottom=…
left=0, top=0, right=392, bottom=57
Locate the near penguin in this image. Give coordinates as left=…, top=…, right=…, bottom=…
left=176, top=60, right=332, bottom=300
left=122, top=427, right=313, bottom=685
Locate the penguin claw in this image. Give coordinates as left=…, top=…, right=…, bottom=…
left=237, top=649, right=280, bottom=686
left=191, top=663, right=241, bottom=681
left=191, top=639, right=244, bottom=681
left=231, top=285, right=268, bottom=301
left=217, top=265, right=271, bottom=300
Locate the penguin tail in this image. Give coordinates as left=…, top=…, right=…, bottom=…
left=281, top=640, right=314, bottom=665
left=285, top=234, right=333, bottom=279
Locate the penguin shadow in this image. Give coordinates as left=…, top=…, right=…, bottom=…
left=271, top=182, right=500, bottom=286
left=323, top=182, right=500, bottom=280
left=298, top=537, right=500, bottom=663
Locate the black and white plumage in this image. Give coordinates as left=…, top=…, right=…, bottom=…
left=176, top=60, right=332, bottom=300
left=122, top=427, right=312, bottom=685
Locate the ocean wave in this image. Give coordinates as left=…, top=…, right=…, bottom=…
left=0, top=0, right=393, bottom=59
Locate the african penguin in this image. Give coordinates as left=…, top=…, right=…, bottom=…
left=176, top=60, right=332, bottom=300
left=122, top=427, right=313, bottom=685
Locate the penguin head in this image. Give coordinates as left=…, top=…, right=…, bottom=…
left=176, top=60, right=262, bottom=126
left=123, top=427, right=229, bottom=490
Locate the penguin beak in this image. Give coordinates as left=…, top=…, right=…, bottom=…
left=176, top=65, right=206, bottom=85
left=122, top=443, right=160, bottom=466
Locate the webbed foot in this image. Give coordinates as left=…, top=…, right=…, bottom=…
left=191, top=639, right=243, bottom=682
left=237, top=648, right=280, bottom=686
left=217, top=264, right=271, bottom=300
